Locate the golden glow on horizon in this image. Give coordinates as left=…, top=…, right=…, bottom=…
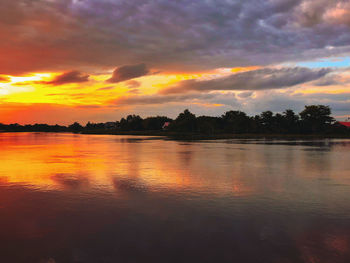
left=192, top=102, right=224, bottom=108
left=8, top=73, right=52, bottom=83
left=1, top=65, right=350, bottom=124
left=295, top=84, right=350, bottom=95
left=0, top=73, right=52, bottom=96
left=0, top=69, right=240, bottom=106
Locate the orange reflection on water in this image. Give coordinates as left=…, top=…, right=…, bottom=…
left=1, top=133, right=350, bottom=202
left=2, top=133, right=350, bottom=262
left=0, top=133, right=115, bottom=190
left=0, top=133, right=256, bottom=196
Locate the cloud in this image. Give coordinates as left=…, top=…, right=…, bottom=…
left=125, top=80, right=141, bottom=89
left=97, top=86, right=115, bottom=91
left=113, top=93, right=212, bottom=105
left=241, top=90, right=350, bottom=115
left=312, top=75, right=342, bottom=86
left=125, top=80, right=141, bottom=94
left=111, top=88, right=350, bottom=119
left=297, top=1, right=350, bottom=27
left=161, top=67, right=332, bottom=94
left=293, top=92, right=350, bottom=101
left=112, top=92, right=238, bottom=106
left=2, top=0, right=350, bottom=124
left=39, top=71, right=90, bottom=85
left=237, top=91, right=254, bottom=98
left=106, top=64, right=149, bottom=83
left=2, top=0, right=350, bottom=75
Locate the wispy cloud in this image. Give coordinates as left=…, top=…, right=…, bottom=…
left=161, top=67, right=332, bottom=94
left=97, top=86, right=115, bottom=91
left=38, top=71, right=90, bottom=86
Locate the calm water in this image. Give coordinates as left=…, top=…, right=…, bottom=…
left=1, top=133, right=350, bottom=263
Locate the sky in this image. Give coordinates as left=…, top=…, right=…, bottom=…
left=1, top=0, right=350, bottom=124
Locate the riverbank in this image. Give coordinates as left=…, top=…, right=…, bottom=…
left=1, top=130, right=350, bottom=140
left=81, top=130, right=350, bottom=140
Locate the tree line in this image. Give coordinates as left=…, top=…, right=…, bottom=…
left=0, top=105, right=349, bottom=135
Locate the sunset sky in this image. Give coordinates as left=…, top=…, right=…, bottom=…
left=1, top=0, right=350, bottom=124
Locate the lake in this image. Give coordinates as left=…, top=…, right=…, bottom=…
left=0, top=133, right=350, bottom=263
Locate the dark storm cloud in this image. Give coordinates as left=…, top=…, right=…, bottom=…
left=295, top=0, right=350, bottom=27
left=2, top=0, right=350, bottom=74
left=106, top=64, right=149, bottom=83
left=39, top=71, right=90, bottom=85
left=161, top=67, right=332, bottom=94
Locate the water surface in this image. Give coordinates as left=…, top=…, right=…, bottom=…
left=1, top=133, right=350, bottom=262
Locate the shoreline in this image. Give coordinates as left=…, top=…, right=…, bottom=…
left=89, top=132, right=350, bottom=140
left=1, top=130, right=350, bottom=140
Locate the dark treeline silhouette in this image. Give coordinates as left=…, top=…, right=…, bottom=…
left=1, top=105, right=349, bottom=135
left=0, top=123, right=68, bottom=132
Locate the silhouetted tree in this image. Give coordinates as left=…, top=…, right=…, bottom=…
left=170, top=109, right=197, bottom=132
left=85, top=122, right=105, bottom=130
left=281, top=109, right=299, bottom=133
left=221, top=110, right=251, bottom=133
left=69, top=122, right=83, bottom=133
left=299, top=105, right=334, bottom=133
left=197, top=116, right=221, bottom=134
left=119, top=115, right=144, bottom=131
left=260, top=111, right=275, bottom=133
left=142, top=116, right=172, bottom=130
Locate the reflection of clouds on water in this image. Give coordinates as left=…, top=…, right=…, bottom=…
left=51, top=173, right=89, bottom=190
left=113, top=178, right=148, bottom=193
left=177, top=150, right=194, bottom=166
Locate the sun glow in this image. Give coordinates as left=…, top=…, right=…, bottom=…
left=8, top=73, right=52, bottom=83
left=0, top=70, right=231, bottom=106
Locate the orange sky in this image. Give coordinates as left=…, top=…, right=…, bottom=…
left=0, top=68, right=254, bottom=124
left=1, top=66, right=350, bottom=124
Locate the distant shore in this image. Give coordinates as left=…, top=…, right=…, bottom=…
left=81, top=130, right=350, bottom=140
left=2, top=130, right=350, bottom=140
left=2, top=106, right=349, bottom=139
